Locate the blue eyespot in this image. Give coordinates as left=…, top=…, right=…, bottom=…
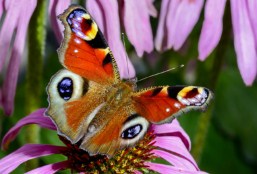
left=121, top=124, right=142, bottom=139
left=57, top=77, right=73, bottom=101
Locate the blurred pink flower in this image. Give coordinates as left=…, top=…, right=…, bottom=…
left=156, top=0, right=257, bottom=86
left=0, top=109, right=206, bottom=174
left=155, top=0, right=204, bottom=51
left=0, top=0, right=36, bottom=115
left=199, top=0, right=257, bottom=85
left=120, top=0, right=157, bottom=57
left=0, top=0, right=71, bottom=116
left=229, top=0, right=257, bottom=85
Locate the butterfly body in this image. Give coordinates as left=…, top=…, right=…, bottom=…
left=46, top=5, right=213, bottom=157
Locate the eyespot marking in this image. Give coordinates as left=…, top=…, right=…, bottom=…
left=121, top=124, right=143, bottom=139
left=177, top=87, right=210, bottom=106
left=66, top=9, right=98, bottom=41
left=57, top=77, right=73, bottom=101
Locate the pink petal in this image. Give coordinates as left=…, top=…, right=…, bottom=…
left=25, top=161, right=70, bottom=174
left=151, top=119, right=191, bottom=150
left=231, top=0, right=257, bottom=85
left=86, top=0, right=135, bottom=79
left=0, top=144, right=66, bottom=174
left=154, top=136, right=199, bottom=171
left=122, top=0, right=155, bottom=56
left=198, top=0, right=226, bottom=60
left=0, top=0, right=3, bottom=17
left=167, top=0, right=204, bottom=50
left=153, top=149, right=198, bottom=171
left=0, top=0, right=19, bottom=72
left=1, top=108, right=56, bottom=150
left=247, top=1, right=257, bottom=45
left=49, top=0, right=71, bottom=43
left=155, top=0, right=171, bottom=51
left=146, top=0, right=157, bottom=17
left=145, top=162, right=207, bottom=174
left=1, top=0, right=37, bottom=115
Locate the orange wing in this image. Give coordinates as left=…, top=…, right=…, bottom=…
left=132, top=86, right=213, bottom=124
left=58, top=5, right=119, bottom=85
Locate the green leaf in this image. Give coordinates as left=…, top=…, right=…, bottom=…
left=214, top=67, right=257, bottom=167
left=200, top=124, right=254, bottom=173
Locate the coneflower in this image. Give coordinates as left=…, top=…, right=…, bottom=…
left=0, top=109, right=206, bottom=173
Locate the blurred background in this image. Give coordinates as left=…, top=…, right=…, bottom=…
left=0, top=0, right=257, bottom=173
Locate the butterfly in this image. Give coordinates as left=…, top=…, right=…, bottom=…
left=46, top=5, right=213, bottom=158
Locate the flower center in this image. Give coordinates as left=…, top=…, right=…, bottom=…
left=60, top=131, right=156, bottom=173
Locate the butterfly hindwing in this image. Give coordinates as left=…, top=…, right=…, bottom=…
left=47, top=69, right=107, bottom=143
left=58, top=5, right=120, bottom=85
left=79, top=103, right=149, bottom=157
left=132, top=86, right=213, bottom=124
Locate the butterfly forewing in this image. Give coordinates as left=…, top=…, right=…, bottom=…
left=132, top=86, right=213, bottom=124
left=58, top=5, right=120, bottom=85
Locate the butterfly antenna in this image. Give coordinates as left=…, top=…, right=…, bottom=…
left=122, top=33, right=130, bottom=78
left=137, top=64, right=184, bottom=82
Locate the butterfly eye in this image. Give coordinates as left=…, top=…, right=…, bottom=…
left=121, top=124, right=143, bottom=139
left=57, top=77, right=73, bottom=101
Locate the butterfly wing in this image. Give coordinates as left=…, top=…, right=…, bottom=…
left=47, top=6, right=120, bottom=145
left=58, top=5, right=120, bottom=84
left=132, top=86, right=213, bottom=124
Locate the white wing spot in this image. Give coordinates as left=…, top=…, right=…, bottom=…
left=174, top=103, right=181, bottom=109
left=74, top=38, right=81, bottom=44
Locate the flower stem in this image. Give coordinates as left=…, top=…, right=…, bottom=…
left=25, top=0, right=47, bottom=170
left=191, top=4, right=231, bottom=162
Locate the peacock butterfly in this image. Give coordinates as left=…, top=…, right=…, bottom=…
left=46, top=5, right=213, bottom=157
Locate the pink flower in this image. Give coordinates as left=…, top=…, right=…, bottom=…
left=0, top=109, right=206, bottom=174
left=156, top=0, right=257, bottom=86
left=155, top=0, right=204, bottom=51
left=0, top=0, right=37, bottom=115
left=199, top=0, right=257, bottom=85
